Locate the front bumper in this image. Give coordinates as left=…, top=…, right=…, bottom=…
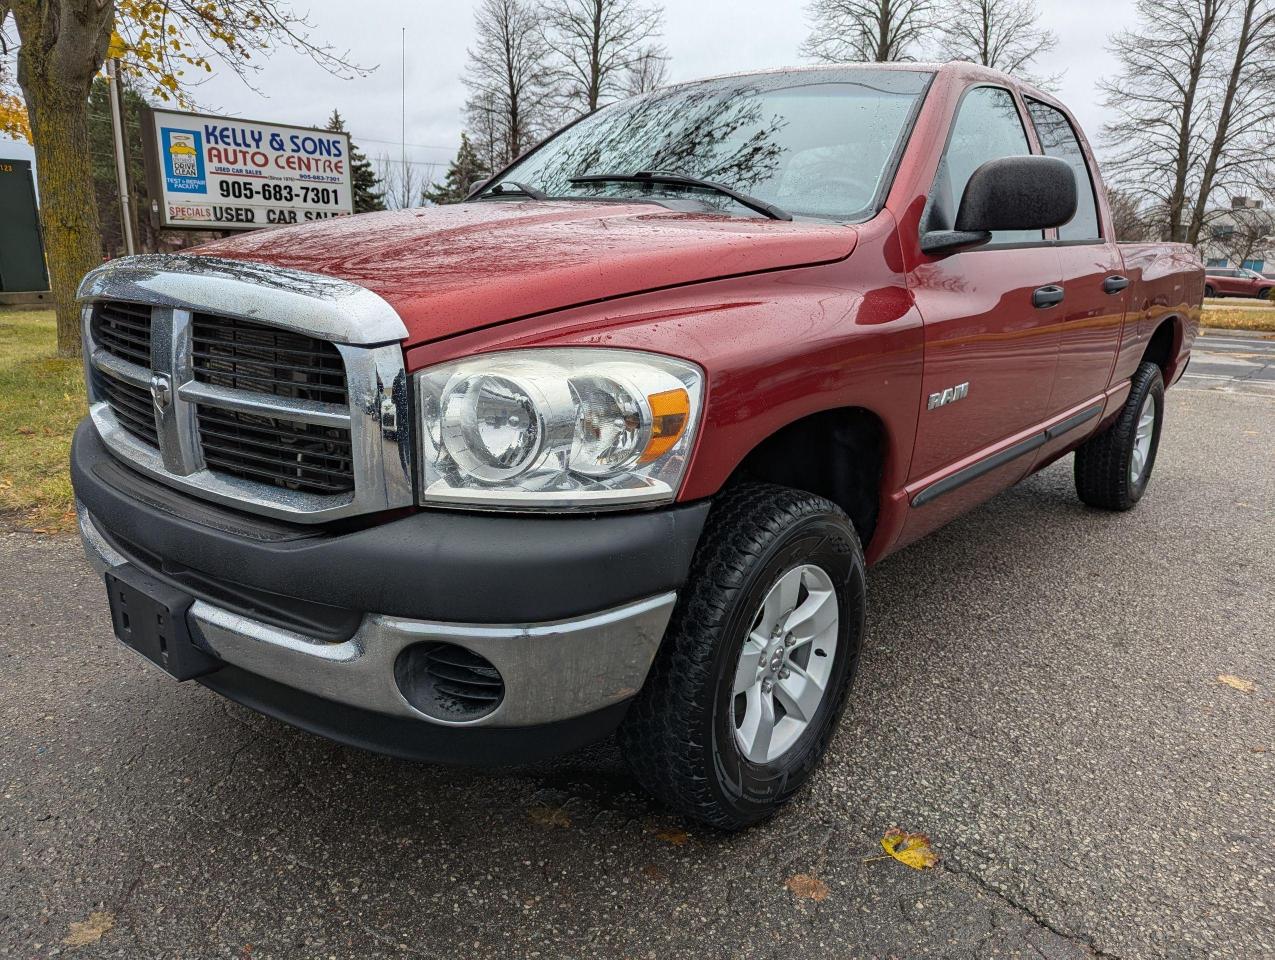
left=72, top=420, right=709, bottom=761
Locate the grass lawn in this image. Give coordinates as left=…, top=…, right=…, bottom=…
left=0, top=309, right=85, bottom=533
left=1202, top=303, right=1275, bottom=333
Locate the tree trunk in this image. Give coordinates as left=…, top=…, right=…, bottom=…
left=13, top=0, right=114, bottom=359
left=23, top=82, right=101, bottom=356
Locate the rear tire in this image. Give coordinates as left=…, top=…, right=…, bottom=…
left=1204, top=284, right=1216, bottom=298
left=618, top=482, right=866, bottom=830
left=1259, top=287, right=1271, bottom=301
left=1074, top=361, right=1165, bottom=511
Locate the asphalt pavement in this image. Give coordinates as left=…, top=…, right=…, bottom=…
left=1183, top=331, right=1275, bottom=396
left=1, top=386, right=1272, bottom=960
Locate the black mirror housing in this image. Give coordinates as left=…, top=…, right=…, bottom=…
left=954, top=155, right=1077, bottom=234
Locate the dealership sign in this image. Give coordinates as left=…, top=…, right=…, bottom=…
left=144, top=108, right=354, bottom=230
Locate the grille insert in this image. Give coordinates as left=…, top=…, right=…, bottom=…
left=195, top=405, right=354, bottom=495
left=192, top=313, right=348, bottom=405
left=394, top=643, right=505, bottom=721
left=92, top=301, right=153, bottom=367
left=94, top=371, right=159, bottom=448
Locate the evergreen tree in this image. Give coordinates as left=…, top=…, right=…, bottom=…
left=323, top=109, right=385, bottom=213
left=423, top=134, right=490, bottom=205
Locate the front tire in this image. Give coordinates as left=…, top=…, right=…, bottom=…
left=1074, top=361, right=1165, bottom=511
left=1204, top=284, right=1216, bottom=298
left=618, top=483, right=866, bottom=830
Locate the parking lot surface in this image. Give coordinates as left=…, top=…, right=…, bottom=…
left=1, top=387, right=1272, bottom=960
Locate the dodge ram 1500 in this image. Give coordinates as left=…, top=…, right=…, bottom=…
left=72, top=62, right=1202, bottom=829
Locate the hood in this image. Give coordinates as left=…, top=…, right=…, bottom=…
left=194, top=201, right=857, bottom=347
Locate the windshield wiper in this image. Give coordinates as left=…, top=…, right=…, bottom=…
left=568, top=170, right=792, bottom=221
left=477, top=180, right=549, bottom=201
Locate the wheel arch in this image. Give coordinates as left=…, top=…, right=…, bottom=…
left=725, top=406, right=888, bottom=555
left=1142, top=314, right=1182, bottom=380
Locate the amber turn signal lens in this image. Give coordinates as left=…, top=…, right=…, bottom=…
left=639, top=388, right=690, bottom=463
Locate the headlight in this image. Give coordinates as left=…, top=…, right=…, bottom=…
left=416, top=349, right=703, bottom=509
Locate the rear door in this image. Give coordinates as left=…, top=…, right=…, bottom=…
left=1024, top=98, right=1126, bottom=411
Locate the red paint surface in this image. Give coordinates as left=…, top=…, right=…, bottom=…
left=192, top=62, right=1202, bottom=564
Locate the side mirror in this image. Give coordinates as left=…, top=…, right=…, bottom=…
left=922, top=156, right=1077, bottom=254
left=465, top=177, right=490, bottom=199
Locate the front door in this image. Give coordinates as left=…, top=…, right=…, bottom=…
left=908, top=85, right=1062, bottom=486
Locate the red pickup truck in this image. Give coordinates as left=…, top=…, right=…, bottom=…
left=71, top=62, right=1201, bottom=829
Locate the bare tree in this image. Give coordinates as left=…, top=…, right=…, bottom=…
left=463, top=0, right=558, bottom=170
left=1099, top=0, right=1228, bottom=242
left=376, top=153, right=432, bottom=210
left=802, top=0, right=935, bottom=62
left=541, top=0, right=664, bottom=114
left=624, top=44, right=669, bottom=96
left=1107, top=187, right=1151, bottom=241
left=932, top=0, right=1056, bottom=78
left=1184, top=0, right=1275, bottom=243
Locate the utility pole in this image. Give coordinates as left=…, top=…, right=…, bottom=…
left=105, top=58, right=137, bottom=256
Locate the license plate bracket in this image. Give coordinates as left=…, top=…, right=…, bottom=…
left=105, top=564, right=220, bottom=681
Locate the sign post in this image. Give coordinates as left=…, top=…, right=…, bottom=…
left=142, top=108, right=354, bottom=231
left=106, top=59, right=136, bottom=255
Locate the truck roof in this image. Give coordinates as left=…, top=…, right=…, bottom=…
left=665, top=60, right=1061, bottom=110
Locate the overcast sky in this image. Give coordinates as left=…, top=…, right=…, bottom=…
left=0, top=0, right=1141, bottom=182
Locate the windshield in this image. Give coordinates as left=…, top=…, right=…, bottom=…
left=488, top=68, right=933, bottom=222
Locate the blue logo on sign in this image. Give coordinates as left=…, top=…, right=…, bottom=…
left=161, top=128, right=205, bottom=193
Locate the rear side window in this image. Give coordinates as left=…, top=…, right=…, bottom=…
left=929, top=86, right=1042, bottom=245
left=1026, top=99, right=1101, bottom=242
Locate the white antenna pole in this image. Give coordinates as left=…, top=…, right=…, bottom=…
left=401, top=27, right=406, bottom=171
left=106, top=59, right=137, bottom=256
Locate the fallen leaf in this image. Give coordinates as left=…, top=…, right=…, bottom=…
left=15, top=427, right=34, bottom=436
left=640, top=864, right=669, bottom=882
left=527, top=805, right=571, bottom=829
left=1218, top=675, right=1256, bottom=694
left=653, top=827, right=689, bottom=846
left=63, top=911, right=114, bottom=947
left=1251, top=746, right=1268, bottom=754
left=881, top=828, right=940, bottom=870
left=785, top=873, right=830, bottom=901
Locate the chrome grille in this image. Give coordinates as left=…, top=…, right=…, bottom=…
left=92, top=301, right=153, bottom=367
left=192, top=313, right=349, bottom=405
left=78, top=254, right=413, bottom=523
left=195, top=405, right=354, bottom=495
left=92, top=369, right=159, bottom=447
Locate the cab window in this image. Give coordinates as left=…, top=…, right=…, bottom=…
left=927, top=86, right=1042, bottom=245
left=1026, top=98, right=1101, bottom=242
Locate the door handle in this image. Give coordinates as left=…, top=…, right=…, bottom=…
left=1103, top=275, right=1130, bottom=294
left=1032, top=284, right=1065, bottom=308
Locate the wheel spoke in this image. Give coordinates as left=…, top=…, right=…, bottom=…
left=784, top=585, right=837, bottom=644
left=760, top=566, right=804, bottom=634
left=737, top=683, right=776, bottom=762
left=774, top=662, right=825, bottom=723
left=733, top=634, right=767, bottom=695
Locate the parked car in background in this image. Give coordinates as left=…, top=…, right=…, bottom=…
left=1204, top=265, right=1271, bottom=299
left=70, top=61, right=1202, bottom=830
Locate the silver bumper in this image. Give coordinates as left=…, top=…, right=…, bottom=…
left=78, top=506, right=674, bottom=728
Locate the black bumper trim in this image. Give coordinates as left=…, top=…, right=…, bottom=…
left=199, top=665, right=629, bottom=764
left=71, top=418, right=710, bottom=623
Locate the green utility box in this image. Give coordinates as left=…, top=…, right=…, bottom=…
left=0, top=158, right=51, bottom=293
